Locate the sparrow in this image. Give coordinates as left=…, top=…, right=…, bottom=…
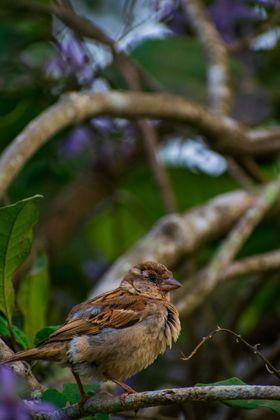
left=5, top=261, right=181, bottom=403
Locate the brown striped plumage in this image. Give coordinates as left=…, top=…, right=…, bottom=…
left=6, top=261, right=181, bottom=402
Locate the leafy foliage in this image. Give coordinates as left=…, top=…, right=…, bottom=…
left=0, top=195, right=42, bottom=327
left=17, top=251, right=50, bottom=344
left=41, top=389, right=67, bottom=409
left=0, top=315, right=29, bottom=348
left=62, top=383, right=100, bottom=404
left=42, top=384, right=101, bottom=408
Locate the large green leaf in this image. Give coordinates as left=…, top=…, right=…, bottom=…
left=0, top=315, right=29, bottom=348
left=0, top=195, right=42, bottom=325
left=197, top=377, right=280, bottom=414
left=41, top=389, right=67, bottom=409
left=17, top=251, right=49, bottom=344
left=62, top=383, right=100, bottom=405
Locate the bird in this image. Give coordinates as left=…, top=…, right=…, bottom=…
left=5, top=261, right=181, bottom=403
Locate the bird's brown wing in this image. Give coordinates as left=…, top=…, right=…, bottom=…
left=42, top=288, right=147, bottom=344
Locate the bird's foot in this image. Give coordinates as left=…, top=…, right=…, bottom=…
left=119, top=387, right=138, bottom=416
left=119, top=388, right=134, bottom=402
left=113, top=380, right=135, bottom=399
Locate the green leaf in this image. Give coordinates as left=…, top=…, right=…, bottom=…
left=17, top=251, right=50, bottom=344
left=41, top=389, right=67, bottom=409
left=62, top=383, right=100, bottom=404
left=12, top=324, right=29, bottom=349
left=0, top=195, right=42, bottom=325
left=34, top=325, right=60, bottom=346
left=0, top=314, right=9, bottom=336
left=95, top=414, right=110, bottom=420
left=197, top=377, right=245, bottom=387
left=197, top=377, right=280, bottom=414
left=0, top=315, right=29, bottom=348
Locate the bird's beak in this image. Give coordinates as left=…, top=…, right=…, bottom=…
left=161, top=277, right=182, bottom=291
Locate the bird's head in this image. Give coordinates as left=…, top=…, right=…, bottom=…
left=121, top=261, right=181, bottom=299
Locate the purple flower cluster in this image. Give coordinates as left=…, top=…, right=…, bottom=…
left=208, top=0, right=262, bottom=42
left=0, top=365, right=54, bottom=420
left=46, top=34, right=94, bottom=85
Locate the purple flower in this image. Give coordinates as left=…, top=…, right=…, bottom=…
left=0, top=365, right=54, bottom=419
left=208, top=0, right=262, bottom=42
left=46, top=34, right=94, bottom=84
left=60, top=125, right=92, bottom=155
left=91, top=117, right=114, bottom=134
left=0, top=365, right=14, bottom=397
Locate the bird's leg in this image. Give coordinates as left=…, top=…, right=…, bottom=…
left=110, top=379, right=136, bottom=401
left=71, top=370, right=89, bottom=406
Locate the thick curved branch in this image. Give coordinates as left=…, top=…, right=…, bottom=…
left=36, top=385, right=280, bottom=419
left=0, top=91, right=239, bottom=196
left=2, top=90, right=280, bottom=197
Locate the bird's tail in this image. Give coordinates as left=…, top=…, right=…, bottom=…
left=4, top=343, right=67, bottom=364
left=5, top=348, right=42, bottom=363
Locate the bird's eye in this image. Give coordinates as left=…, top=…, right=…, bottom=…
left=148, top=273, right=157, bottom=282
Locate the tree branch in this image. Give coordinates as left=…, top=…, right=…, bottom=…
left=182, top=0, right=231, bottom=114
left=2, top=90, right=280, bottom=197
left=225, top=249, right=280, bottom=279
left=35, top=385, right=280, bottom=419
left=53, top=1, right=177, bottom=213
left=92, top=190, right=254, bottom=295
left=0, top=338, right=45, bottom=395
left=228, top=8, right=280, bottom=53
left=177, top=178, right=280, bottom=315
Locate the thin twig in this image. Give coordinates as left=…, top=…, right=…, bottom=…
left=182, top=326, right=280, bottom=381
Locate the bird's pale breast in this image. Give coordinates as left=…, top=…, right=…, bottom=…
left=67, top=301, right=180, bottom=381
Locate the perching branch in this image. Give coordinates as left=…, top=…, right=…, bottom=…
left=35, top=385, right=280, bottom=419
